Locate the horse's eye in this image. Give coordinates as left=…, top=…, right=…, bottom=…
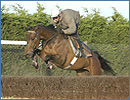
left=31, top=38, right=35, bottom=41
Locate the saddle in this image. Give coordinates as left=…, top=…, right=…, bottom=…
left=68, top=36, right=92, bottom=58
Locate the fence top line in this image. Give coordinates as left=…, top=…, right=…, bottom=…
left=1, top=40, right=27, bottom=45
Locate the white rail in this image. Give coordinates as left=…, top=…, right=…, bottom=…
left=1, top=40, right=27, bottom=45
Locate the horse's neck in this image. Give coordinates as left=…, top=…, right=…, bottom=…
left=39, top=30, right=56, bottom=40
left=39, top=26, right=62, bottom=40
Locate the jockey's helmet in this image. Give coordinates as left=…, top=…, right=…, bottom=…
left=51, top=7, right=61, bottom=18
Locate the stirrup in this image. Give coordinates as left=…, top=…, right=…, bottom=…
left=76, top=51, right=81, bottom=58
left=76, top=48, right=85, bottom=58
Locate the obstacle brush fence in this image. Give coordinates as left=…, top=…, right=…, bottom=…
left=1, top=76, right=129, bottom=99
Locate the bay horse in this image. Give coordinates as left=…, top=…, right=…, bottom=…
left=24, top=25, right=116, bottom=76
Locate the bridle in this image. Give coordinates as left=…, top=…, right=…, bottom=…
left=42, top=32, right=59, bottom=49
left=27, top=30, right=59, bottom=51
left=27, top=31, right=40, bottom=51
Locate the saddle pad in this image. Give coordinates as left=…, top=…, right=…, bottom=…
left=68, top=36, right=92, bottom=58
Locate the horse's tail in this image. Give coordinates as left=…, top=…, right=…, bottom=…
left=94, top=51, right=116, bottom=76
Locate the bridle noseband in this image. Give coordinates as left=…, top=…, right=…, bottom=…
left=27, top=30, right=59, bottom=51
left=27, top=31, right=40, bottom=51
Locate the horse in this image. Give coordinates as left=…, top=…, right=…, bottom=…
left=24, top=25, right=116, bottom=76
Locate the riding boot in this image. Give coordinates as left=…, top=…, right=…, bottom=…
left=75, top=38, right=86, bottom=58
left=76, top=48, right=86, bottom=58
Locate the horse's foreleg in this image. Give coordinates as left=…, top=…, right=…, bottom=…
left=44, top=55, right=53, bottom=64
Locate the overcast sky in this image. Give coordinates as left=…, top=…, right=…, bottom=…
left=1, top=1, right=129, bottom=20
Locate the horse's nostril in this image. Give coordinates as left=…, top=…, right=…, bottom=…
left=24, top=54, right=28, bottom=58
left=24, top=52, right=34, bottom=58
left=25, top=53, right=30, bottom=58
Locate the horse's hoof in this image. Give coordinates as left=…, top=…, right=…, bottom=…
left=34, top=65, right=39, bottom=69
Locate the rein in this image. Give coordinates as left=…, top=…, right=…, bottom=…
left=42, top=32, right=59, bottom=49
left=27, top=31, right=40, bottom=50
left=27, top=30, right=59, bottom=51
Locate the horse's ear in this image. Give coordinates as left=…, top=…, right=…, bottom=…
left=35, top=25, right=39, bottom=31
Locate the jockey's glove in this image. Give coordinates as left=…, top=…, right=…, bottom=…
left=56, top=28, right=64, bottom=34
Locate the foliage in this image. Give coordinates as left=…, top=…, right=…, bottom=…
left=1, top=3, right=51, bottom=41
left=89, top=44, right=129, bottom=75
left=78, top=7, right=129, bottom=44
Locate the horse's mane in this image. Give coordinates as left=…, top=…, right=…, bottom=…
left=40, top=25, right=57, bottom=33
left=45, top=24, right=55, bottom=30
left=41, top=25, right=64, bottom=35
left=29, top=24, right=55, bottom=31
left=29, top=25, right=64, bottom=35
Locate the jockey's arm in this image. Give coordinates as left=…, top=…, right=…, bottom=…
left=62, top=17, right=77, bottom=34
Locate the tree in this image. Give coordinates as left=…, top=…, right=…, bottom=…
left=78, top=8, right=107, bottom=44
left=103, top=7, right=129, bottom=44
left=78, top=7, right=129, bottom=44
left=1, top=2, right=50, bottom=41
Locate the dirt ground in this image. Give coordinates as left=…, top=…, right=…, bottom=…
left=1, top=76, right=129, bottom=99
left=1, top=97, right=34, bottom=99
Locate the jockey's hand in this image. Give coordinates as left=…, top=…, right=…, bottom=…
left=56, top=28, right=64, bottom=34
left=48, top=24, right=55, bottom=28
left=62, top=29, right=66, bottom=34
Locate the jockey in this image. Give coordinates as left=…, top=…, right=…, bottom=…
left=50, top=7, right=84, bottom=58
left=32, top=7, right=87, bottom=68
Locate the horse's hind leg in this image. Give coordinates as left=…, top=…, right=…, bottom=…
left=89, top=56, right=102, bottom=75
left=76, top=69, right=91, bottom=76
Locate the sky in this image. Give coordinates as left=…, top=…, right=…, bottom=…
left=1, top=1, right=129, bottom=20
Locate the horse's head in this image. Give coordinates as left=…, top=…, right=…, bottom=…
left=24, top=26, right=40, bottom=58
